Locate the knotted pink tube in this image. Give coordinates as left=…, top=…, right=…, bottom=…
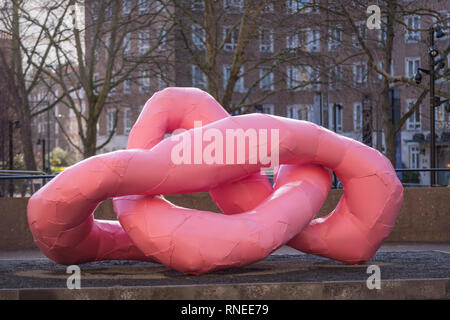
left=27, top=87, right=403, bottom=275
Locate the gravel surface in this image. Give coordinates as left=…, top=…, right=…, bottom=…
left=0, top=251, right=449, bottom=289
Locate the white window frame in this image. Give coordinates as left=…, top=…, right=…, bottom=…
left=405, top=15, right=421, bottom=43
left=329, top=65, right=342, bottom=90
left=138, top=0, right=149, bottom=14
left=223, top=26, right=238, bottom=51
left=223, top=0, right=243, bottom=11
left=106, top=108, right=116, bottom=134
left=192, top=0, right=205, bottom=11
left=406, top=99, right=422, bottom=130
left=192, top=24, right=205, bottom=50
left=286, top=33, right=299, bottom=50
left=122, top=0, right=131, bottom=15
left=259, top=28, right=274, bottom=52
left=192, top=65, right=206, bottom=89
left=353, top=62, right=368, bottom=86
left=139, top=70, right=150, bottom=93
left=409, top=145, right=420, bottom=169
left=223, top=65, right=245, bottom=92
left=328, top=25, right=342, bottom=50
left=405, top=57, right=420, bottom=78
left=353, top=102, right=362, bottom=131
left=261, top=104, right=274, bottom=115
left=123, top=107, right=132, bottom=135
left=138, top=31, right=150, bottom=56
left=287, top=66, right=300, bottom=90
left=329, top=103, right=343, bottom=132
left=123, top=32, right=131, bottom=56
left=123, top=78, right=131, bottom=94
left=306, top=28, right=320, bottom=52
left=259, top=67, right=274, bottom=91
left=352, top=21, right=366, bottom=48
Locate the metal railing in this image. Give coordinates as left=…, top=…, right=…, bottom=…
left=0, top=168, right=448, bottom=197
left=0, top=170, right=57, bottom=197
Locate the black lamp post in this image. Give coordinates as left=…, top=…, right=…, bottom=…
left=412, top=25, right=447, bottom=186
left=37, top=138, right=46, bottom=172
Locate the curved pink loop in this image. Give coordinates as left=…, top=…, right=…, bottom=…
left=27, top=87, right=403, bottom=275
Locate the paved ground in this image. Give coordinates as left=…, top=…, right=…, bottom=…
left=0, top=243, right=449, bottom=290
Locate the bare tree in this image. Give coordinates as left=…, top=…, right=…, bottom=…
left=319, top=0, right=449, bottom=166
left=27, top=0, right=175, bottom=158
left=168, top=0, right=336, bottom=114
left=0, top=0, right=71, bottom=170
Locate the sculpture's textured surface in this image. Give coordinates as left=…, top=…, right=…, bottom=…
left=27, top=87, right=403, bottom=275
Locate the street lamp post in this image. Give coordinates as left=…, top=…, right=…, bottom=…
left=428, top=28, right=437, bottom=186
left=413, top=25, right=447, bottom=186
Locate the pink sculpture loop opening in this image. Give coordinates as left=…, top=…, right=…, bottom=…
left=27, top=87, right=403, bottom=275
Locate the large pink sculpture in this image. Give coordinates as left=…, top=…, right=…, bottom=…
left=27, top=87, right=403, bottom=275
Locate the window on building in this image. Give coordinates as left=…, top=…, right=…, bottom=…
left=287, top=104, right=311, bottom=121
left=93, top=73, right=99, bottom=94
left=329, top=65, right=343, bottom=90
left=307, top=66, right=320, bottom=90
left=124, top=108, right=132, bottom=135
left=138, top=0, right=149, bottom=14
left=353, top=102, right=362, bottom=131
left=287, top=105, right=299, bottom=119
left=259, top=28, right=274, bottom=52
left=328, top=25, right=342, bottom=50
left=110, top=77, right=116, bottom=95
left=286, top=32, right=299, bottom=50
left=224, top=65, right=244, bottom=92
left=192, top=65, right=206, bottom=89
left=406, top=99, right=421, bottom=130
left=92, top=2, right=98, bottom=22
left=138, top=31, right=150, bottom=55
left=287, top=65, right=318, bottom=90
left=123, top=32, right=131, bottom=56
left=377, top=61, right=394, bottom=80
left=192, top=24, right=205, bottom=50
left=287, top=0, right=319, bottom=14
left=352, top=21, right=367, bottom=48
left=409, top=145, right=420, bottom=169
left=405, top=57, right=420, bottom=78
left=106, top=109, right=117, bottom=134
left=330, top=104, right=343, bottom=132
left=105, top=33, right=111, bottom=59
left=122, top=0, right=131, bottom=15
left=353, top=62, right=368, bottom=86
left=223, top=0, right=243, bottom=11
left=139, top=70, right=150, bottom=93
left=435, top=11, right=449, bottom=40
left=191, top=0, right=205, bottom=11
left=105, top=2, right=114, bottom=21
left=158, top=73, right=168, bottom=90
left=158, top=28, right=167, bottom=51
left=259, top=67, right=274, bottom=91
left=223, top=26, right=238, bottom=51
left=260, top=104, right=274, bottom=115
left=405, top=15, right=420, bottom=43
left=306, top=28, right=320, bottom=52
left=123, top=78, right=131, bottom=94
left=435, top=104, right=450, bottom=123
left=287, top=66, right=300, bottom=90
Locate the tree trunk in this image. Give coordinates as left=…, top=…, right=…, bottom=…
left=83, top=119, right=98, bottom=158
left=19, top=108, right=37, bottom=171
